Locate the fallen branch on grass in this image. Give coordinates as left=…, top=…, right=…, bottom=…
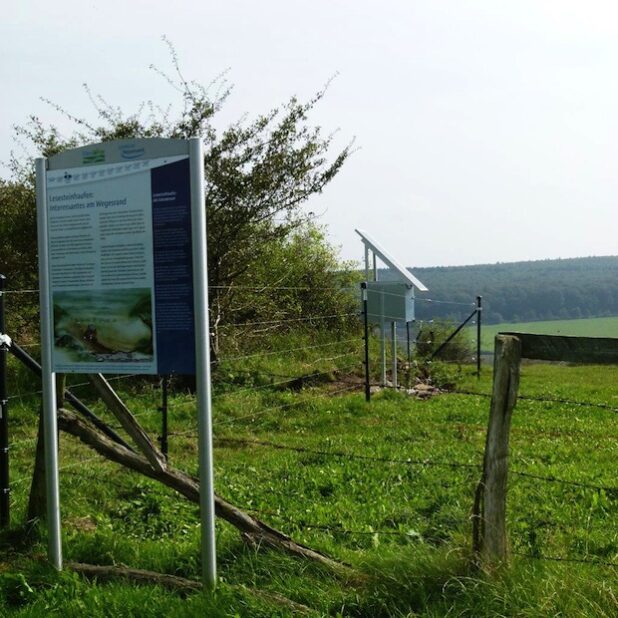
left=67, top=562, right=316, bottom=614
left=57, top=407, right=352, bottom=575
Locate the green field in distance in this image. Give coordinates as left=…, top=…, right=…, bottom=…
left=477, top=316, right=618, bottom=352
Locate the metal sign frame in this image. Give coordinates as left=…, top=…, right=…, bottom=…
left=35, top=137, right=216, bottom=588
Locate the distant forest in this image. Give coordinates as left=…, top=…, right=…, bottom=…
left=378, top=256, right=618, bottom=324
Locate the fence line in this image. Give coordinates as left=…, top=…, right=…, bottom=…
left=3, top=285, right=476, bottom=309
left=509, top=470, right=618, bottom=493
left=3, top=289, right=39, bottom=295
left=7, top=373, right=139, bottom=403
left=212, top=362, right=361, bottom=401
left=451, top=389, right=618, bottom=414
left=416, top=298, right=476, bottom=308
left=245, top=507, right=452, bottom=544
left=513, top=551, right=618, bottom=569
left=215, top=384, right=362, bottom=428
left=214, top=436, right=481, bottom=470
left=214, top=350, right=360, bottom=379
left=218, top=312, right=359, bottom=329
left=11, top=454, right=106, bottom=487
left=217, top=436, right=618, bottom=495
left=214, top=337, right=361, bottom=364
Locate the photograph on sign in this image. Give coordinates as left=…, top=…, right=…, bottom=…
left=53, top=288, right=153, bottom=365
left=46, top=154, right=195, bottom=375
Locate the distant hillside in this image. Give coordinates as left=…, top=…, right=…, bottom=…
left=379, top=256, right=618, bottom=324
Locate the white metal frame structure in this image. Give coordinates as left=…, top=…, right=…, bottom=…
left=355, top=229, right=428, bottom=387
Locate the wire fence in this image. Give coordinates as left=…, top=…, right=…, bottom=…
left=450, top=389, right=618, bottom=415
left=3, top=283, right=618, bottom=572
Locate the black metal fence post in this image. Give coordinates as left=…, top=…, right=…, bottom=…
left=361, top=283, right=371, bottom=402
left=0, top=274, right=9, bottom=527
left=476, top=296, right=482, bottom=379
left=160, top=375, right=169, bottom=459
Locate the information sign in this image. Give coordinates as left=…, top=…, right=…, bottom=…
left=36, top=138, right=216, bottom=587
left=45, top=148, right=195, bottom=374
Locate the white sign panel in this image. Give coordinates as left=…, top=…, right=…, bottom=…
left=45, top=155, right=194, bottom=374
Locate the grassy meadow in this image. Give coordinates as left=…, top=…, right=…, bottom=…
left=1, top=338, right=618, bottom=616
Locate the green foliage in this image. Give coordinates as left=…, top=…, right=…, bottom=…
left=214, top=223, right=360, bottom=354
left=0, top=180, right=39, bottom=339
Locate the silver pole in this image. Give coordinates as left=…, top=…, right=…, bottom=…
left=380, top=290, right=386, bottom=386
left=189, top=137, right=217, bottom=590
left=391, top=321, right=398, bottom=388
left=373, top=252, right=378, bottom=282
left=35, top=157, right=62, bottom=570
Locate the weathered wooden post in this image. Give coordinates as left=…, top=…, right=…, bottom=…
left=474, top=334, right=521, bottom=568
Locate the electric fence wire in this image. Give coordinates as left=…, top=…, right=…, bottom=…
left=450, top=389, right=618, bottom=414
left=513, top=551, right=618, bottom=569
left=215, top=348, right=361, bottom=377
left=509, top=470, right=618, bottom=493
left=218, top=312, right=360, bottom=329
left=364, top=286, right=474, bottom=306
left=211, top=361, right=362, bottom=401
left=369, top=337, right=467, bottom=347
left=416, top=297, right=477, bottom=308
left=2, top=289, right=39, bottom=295
left=103, top=363, right=364, bottom=435
left=216, top=384, right=361, bottom=428
left=412, top=417, right=618, bottom=446
left=213, top=437, right=481, bottom=470
left=211, top=436, right=618, bottom=495
left=4, top=285, right=477, bottom=308
left=243, top=507, right=456, bottom=544
left=213, top=337, right=361, bottom=364
left=6, top=373, right=138, bottom=402
left=169, top=383, right=363, bottom=435
left=11, top=454, right=106, bottom=487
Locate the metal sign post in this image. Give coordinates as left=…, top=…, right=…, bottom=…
left=35, top=138, right=217, bottom=586
left=189, top=137, right=217, bottom=589
left=35, top=157, right=62, bottom=570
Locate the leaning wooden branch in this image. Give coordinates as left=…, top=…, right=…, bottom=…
left=57, top=407, right=350, bottom=574
left=88, top=374, right=167, bottom=473
left=67, top=562, right=315, bottom=615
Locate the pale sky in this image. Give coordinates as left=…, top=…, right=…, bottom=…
left=2, top=1, right=617, bottom=267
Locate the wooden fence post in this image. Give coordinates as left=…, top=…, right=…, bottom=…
left=474, top=334, right=521, bottom=568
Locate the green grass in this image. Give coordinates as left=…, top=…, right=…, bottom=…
left=1, top=348, right=618, bottom=616
left=477, top=316, right=618, bottom=352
